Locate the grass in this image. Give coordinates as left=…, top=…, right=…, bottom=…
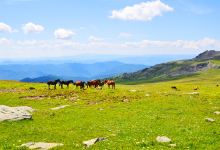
left=0, top=70, right=220, bottom=149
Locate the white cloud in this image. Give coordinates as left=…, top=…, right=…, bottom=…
left=22, top=22, right=44, bottom=34
left=110, top=0, right=173, bottom=21
left=54, top=28, right=75, bottom=39
left=0, top=23, right=14, bottom=33
left=0, top=38, right=12, bottom=45
left=0, top=37, right=219, bottom=59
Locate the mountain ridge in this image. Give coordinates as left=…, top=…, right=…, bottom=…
left=116, top=50, right=220, bottom=83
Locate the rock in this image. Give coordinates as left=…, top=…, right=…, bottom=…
left=205, top=118, right=215, bottom=122
left=83, top=137, right=106, bottom=148
left=186, top=92, right=199, bottom=95
left=129, top=89, right=137, bottom=92
left=21, top=142, right=63, bottom=150
left=50, top=105, right=70, bottom=110
left=0, top=105, right=34, bottom=122
left=170, top=143, right=176, bottom=147
left=156, top=136, right=171, bottom=143
left=145, top=94, right=150, bottom=97
left=214, top=111, right=220, bottom=115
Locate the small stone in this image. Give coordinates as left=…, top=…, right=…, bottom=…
left=186, top=92, right=199, bottom=95
left=156, top=136, right=171, bottom=143
left=20, top=142, right=63, bottom=150
left=129, top=89, right=137, bottom=92
left=145, top=94, right=150, bottom=97
left=170, top=143, right=176, bottom=147
left=83, top=137, right=106, bottom=148
left=214, top=111, right=220, bottom=115
left=50, top=105, right=70, bottom=110
left=205, top=118, right=215, bottom=122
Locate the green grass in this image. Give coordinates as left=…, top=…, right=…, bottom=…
left=0, top=70, right=220, bottom=149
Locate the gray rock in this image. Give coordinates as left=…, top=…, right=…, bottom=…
left=170, top=143, right=177, bottom=147
left=129, top=89, right=137, bottom=92
left=50, top=105, right=70, bottom=110
left=156, top=136, right=171, bottom=143
left=0, top=105, right=34, bottom=122
left=83, top=137, right=106, bottom=148
left=205, top=118, right=215, bottom=122
left=186, top=92, right=199, bottom=95
left=214, top=111, right=220, bottom=115
left=20, top=142, right=63, bottom=150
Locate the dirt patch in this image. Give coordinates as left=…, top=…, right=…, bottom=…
left=20, top=95, right=47, bottom=100
left=0, top=89, right=20, bottom=93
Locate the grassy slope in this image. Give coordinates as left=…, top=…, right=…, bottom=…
left=0, top=70, right=220, bottom=149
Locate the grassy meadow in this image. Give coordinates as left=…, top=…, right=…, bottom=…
left=0, top=69, right=220, bottom=149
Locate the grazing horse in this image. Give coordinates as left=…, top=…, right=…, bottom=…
left=74, top=81, right=86, bottom=89
left=99, top=81, right=105, bottom=89
left=47, top=79, right=60, bottom=90
left=86, top=80, right=101, bottom=88
left=104, top=80, right=115, bottom=89
left=59, top=80, right=74, bottom=89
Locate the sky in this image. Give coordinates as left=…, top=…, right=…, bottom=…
left=0, top=0, right=220, bottom=59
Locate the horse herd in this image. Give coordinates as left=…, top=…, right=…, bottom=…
left=47, top=79, right=115, bottom=90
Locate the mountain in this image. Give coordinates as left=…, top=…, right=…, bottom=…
left=116, top=50, right=220, bottom=83
left=0, top=61, right=146, bottom=81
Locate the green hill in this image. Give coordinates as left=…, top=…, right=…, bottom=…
left=0, top=68, right=220, bottom=149
left=116, top=50, right=220, bottom=84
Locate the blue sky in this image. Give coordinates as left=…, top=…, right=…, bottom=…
left=0, top=0, right=220, bottom=59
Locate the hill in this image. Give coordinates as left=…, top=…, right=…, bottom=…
left=0, top=69, right=220, bottom=149
left=116, top=50, right=220, bottom=83
left=0, top=61, right=146, bottom=81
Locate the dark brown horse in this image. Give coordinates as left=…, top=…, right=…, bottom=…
left=86, top=80, right=101, bottom=88
left=59, top=80, right=74, bottom=89
left=74, top=81, right=86, bottom=89
left=47, top=79, right=60, bottom=90
left=104, top=80, right=115, bottom=89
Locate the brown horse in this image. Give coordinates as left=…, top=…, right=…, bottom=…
left=47, top=79, right=60, bottom=90
left=74, top=81, right=86, bottom=89
left=86, top=80, right=101, bottom=88
left=104, top=80, right=115, bottom=89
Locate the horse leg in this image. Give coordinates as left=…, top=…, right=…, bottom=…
left=48, top=84, right=50, bottom=90
left=54, top=84, right=56, bottom=90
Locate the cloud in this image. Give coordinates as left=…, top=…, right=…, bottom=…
left=110, top=0, right=173, bottom=21
left=0, top=38, right=12, bottom=45
left=0, top=23, right=14, bottom=33
left=54, top=28, right=75, bottom=40
left=22, top=22, right=44, bottom=34
left=0, top=37, right=219, bottom=59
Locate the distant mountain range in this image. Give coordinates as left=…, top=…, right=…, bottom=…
left=0, top=61, right=146, bottom=82
left=116, top=50, right=220, bottom=83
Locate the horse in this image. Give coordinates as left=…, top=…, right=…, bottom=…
left=86, top=80, right=101, bottom=88
left=59, top=80, right=74, bottom=89
left=104, top=80, right=115, bottom=89
left=47, top=79, right=60, bottom=90
left=99, top=81, right=105, bottom=89
left=74, top=81, right=86, bottom=89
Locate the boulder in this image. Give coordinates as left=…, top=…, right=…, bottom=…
left=83, top=137, right=106, bottom=148
left=0, top=105, right=34, bottom=122
left=20, top=142, right=63, bottom=150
